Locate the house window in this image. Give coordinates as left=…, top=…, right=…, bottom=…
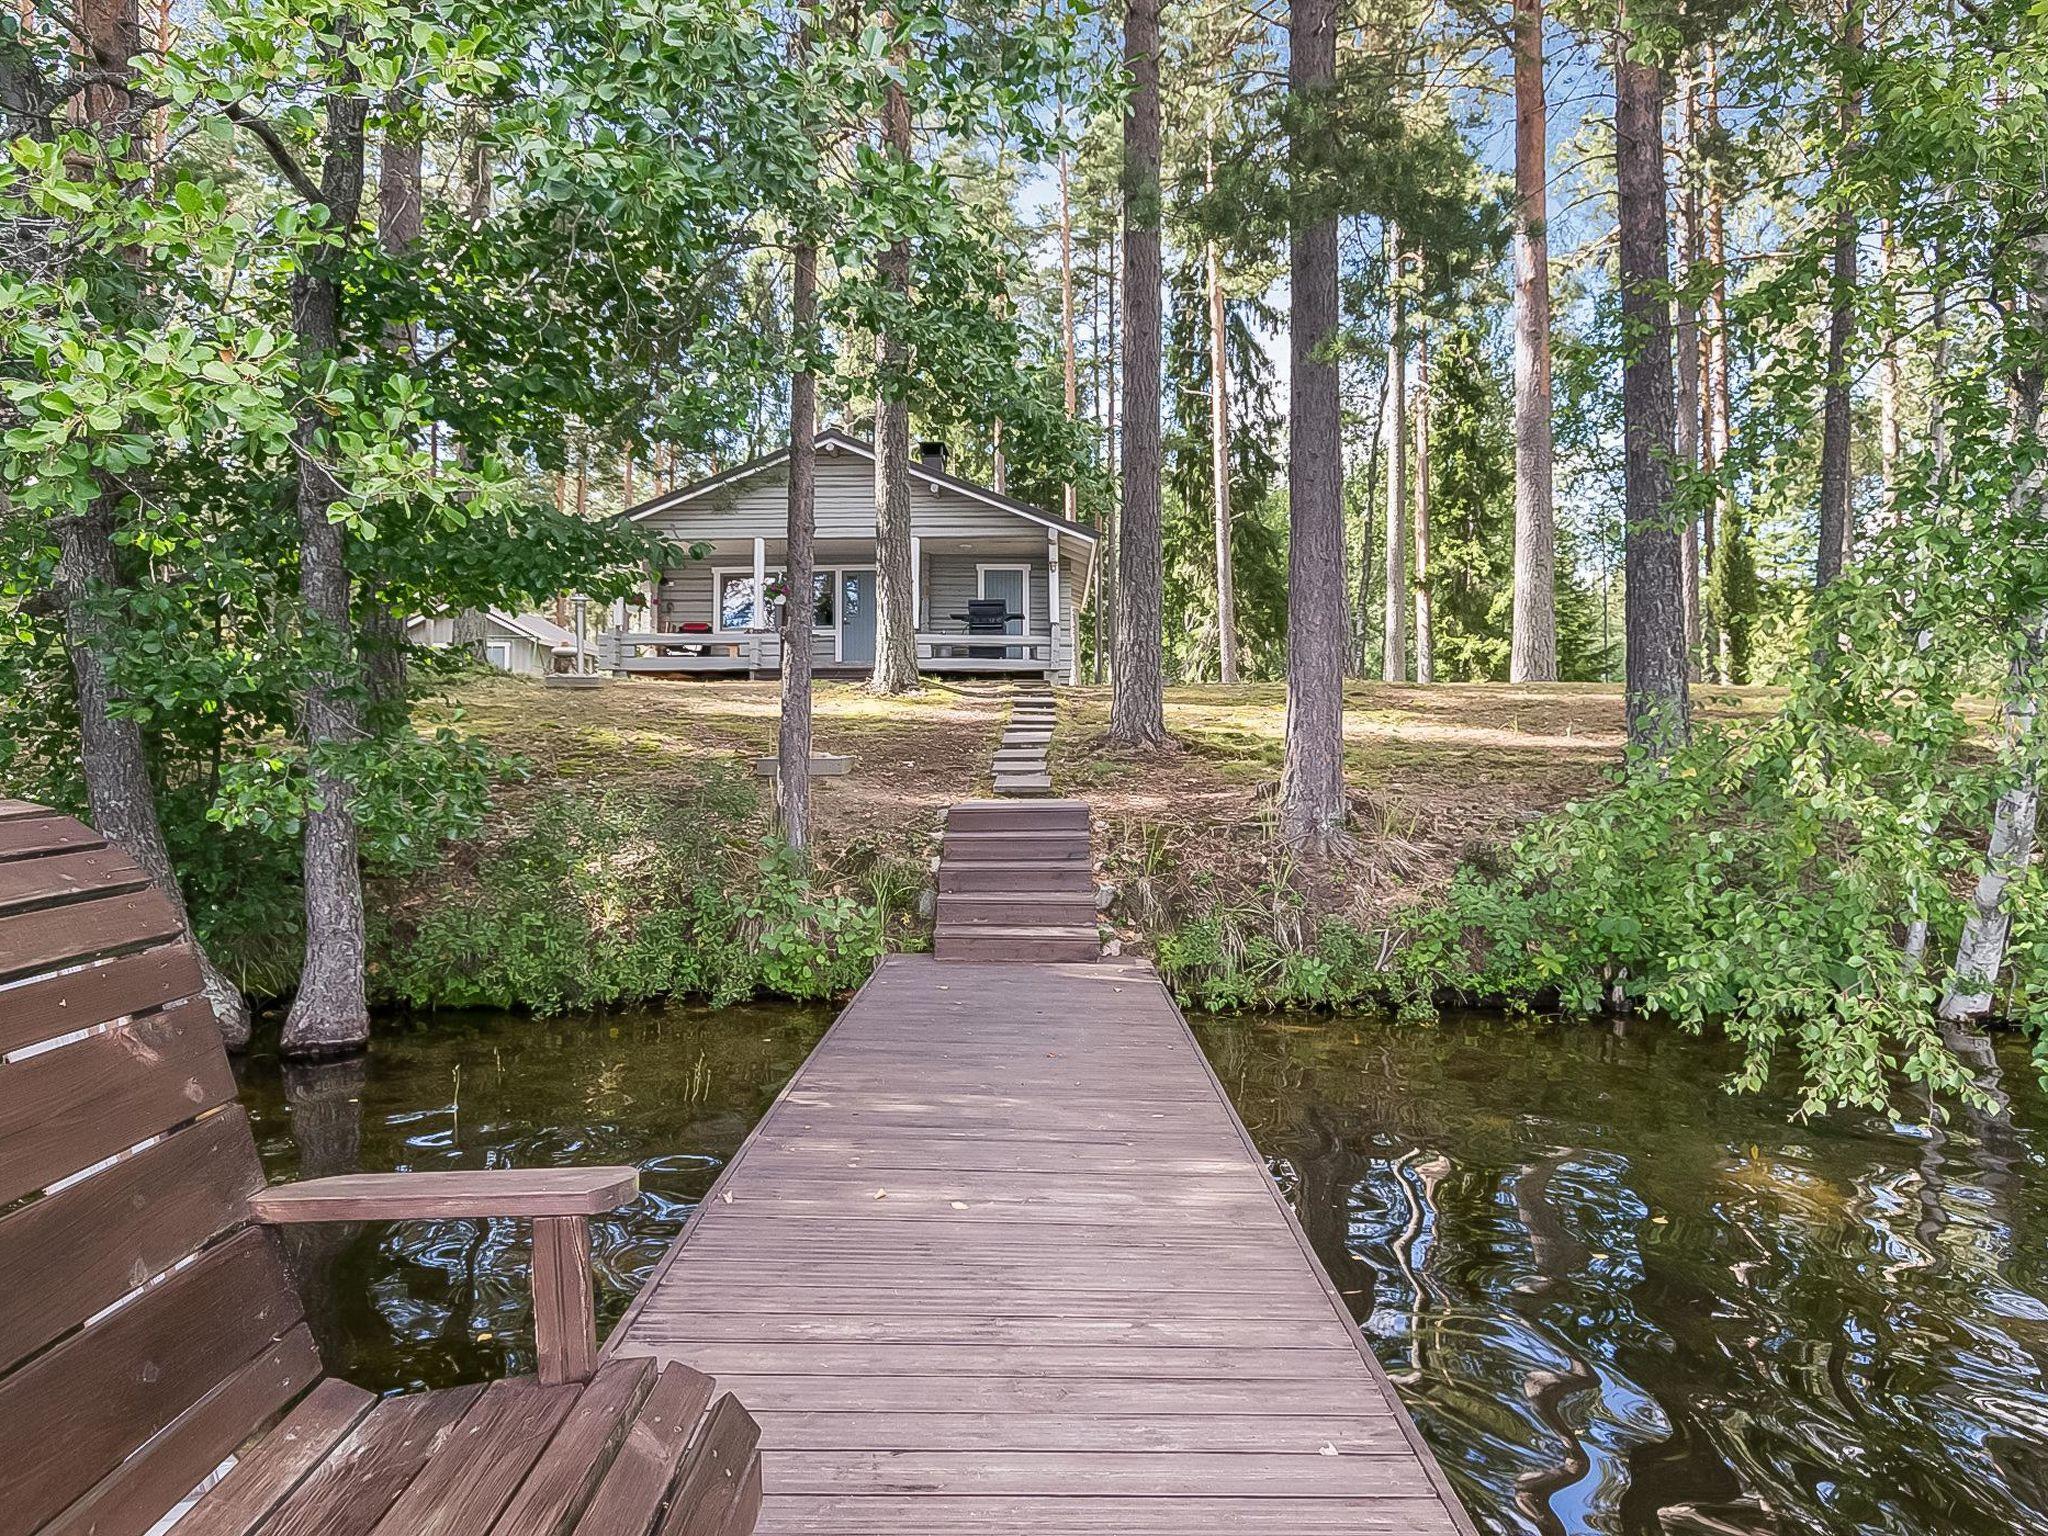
left=718, top=567, right=837, bottom=633
left=485, top=641, right=512, bottom=671
left=717, top=571, right=761, bottom=630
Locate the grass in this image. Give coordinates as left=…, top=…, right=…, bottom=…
left=420, top=672, right=1784, bottom=933
left=1051, top=681, right=1786, bottom=942
left=418, top=673, right=1007, bottom=859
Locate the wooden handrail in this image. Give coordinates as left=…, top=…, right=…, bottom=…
left=251, top=1166, right=640, bottom=1385
left=249, top=1168, right=639, bottom=1221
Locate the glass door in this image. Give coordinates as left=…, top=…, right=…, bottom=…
left=840, top=570, right=876, bottom=664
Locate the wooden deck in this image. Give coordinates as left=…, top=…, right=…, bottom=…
left=607, top=947, right=1477, bottom=1534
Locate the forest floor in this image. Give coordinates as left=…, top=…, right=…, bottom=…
left=423, top=672, right=1781, bottom=941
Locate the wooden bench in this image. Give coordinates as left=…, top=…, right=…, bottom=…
left=0, top=801, right=761, bottom=1536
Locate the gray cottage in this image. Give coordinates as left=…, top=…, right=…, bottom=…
left=599, top=430, right=1098, bottom=684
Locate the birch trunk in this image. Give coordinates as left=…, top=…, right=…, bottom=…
left=1940, top=622, right=2046, bottom=1020
left=1382, top=237, right=1409, bottom=684
left=281, top=61, right=372, bottom=1056
left=869, top=31, right=919, bottom=695
left=1279, top=0, right=1349, bottom=850
left=1705, top=49, right=1733, bottom=682
left=1206, top=141, right=1238, bottom=685
left=1108, top=0, right=1169, bottom=748
left=1674, top=65, right=1703, bottom=677
left=1879, top=219, right=1902, bottom=513
left=779, top=239, right=818, bottom=850
left=1815, top=4, right=1861, bottom=589
left=1615, top=19, right=1689, bottom=756
left=1508, top=0, right=1557, bottom=682
left=1059, top=137, right=1080, bottom=527
left=1940, top=232, right=2048, bottom=1020
left=1412, top=322, right=1434, bottom=684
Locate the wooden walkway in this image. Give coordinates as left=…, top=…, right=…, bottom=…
left=607, top=906, right=1477, bottom=1532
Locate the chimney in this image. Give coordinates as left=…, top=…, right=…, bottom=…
left=917, top=441, right=948, bottom=475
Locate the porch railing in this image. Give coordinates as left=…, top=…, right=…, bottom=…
left=914, top=631, right=1056, bottom=670
left=597, top=629, right=765, bottom=673
left=597, top=627, right=1060, bottom=674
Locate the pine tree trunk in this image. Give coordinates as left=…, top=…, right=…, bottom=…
left=282, top=62, right=372, bottom=1057
left=1615, top=19, right=1689, bottom=756
left=1382, top=235, right=1409, bottom=684
left=1508, top=0, right=1558, bottom=682
left=1279, top=0, right=1349, bottom=849
left=452, top=609, right=488, bottom=662
left=1108, top=0, right=1168, bottom=747
left=870, top=37, right=919, bottom=695
left=1413, top=322, right=1434, bottom=684
left=362, top=88, right=421, bottom=720
left=1815, top=5, right=1862, bottom=589
left=64, top=0, right=249, bottom=1047
left=779, top=239, right=818, bottom=850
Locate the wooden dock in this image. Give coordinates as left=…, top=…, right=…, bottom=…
left=607, top=807, right=1478, bottom=1533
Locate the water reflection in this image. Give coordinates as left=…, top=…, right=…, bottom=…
left=1192, top=1014, right=2048, bottom=1536
left=236, top=1002, right=830, bottom=1393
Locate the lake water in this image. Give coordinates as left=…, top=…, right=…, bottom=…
left=240, top=1004, right=2048, bottom=1536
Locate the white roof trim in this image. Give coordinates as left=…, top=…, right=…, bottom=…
left=626, top=431, right=1099, bottom=546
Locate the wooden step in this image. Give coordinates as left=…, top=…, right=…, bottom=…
left=938, top=860, right=1096, bottom=893
left=941, top=831, right=1090, bottom=863
left=933, top=924, right=1100, bottom=963
left=993, top=776, right=1054, bottom=797
left=947, top=801, right=1090, bottom=832
left=938, top=892, right=1100, bottom=925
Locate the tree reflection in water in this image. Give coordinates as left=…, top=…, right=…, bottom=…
left=1192, top=1012, right=2048, bottom=1536
left=236, top=1002, right=830, bottom=1394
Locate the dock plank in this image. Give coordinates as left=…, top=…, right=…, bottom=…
left=607, top=948, right=1475, bottom=1535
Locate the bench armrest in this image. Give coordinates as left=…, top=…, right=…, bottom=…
left=250, top=1166, right=639, bottom=1386
left=249, top=1167, right=639, bottom=1223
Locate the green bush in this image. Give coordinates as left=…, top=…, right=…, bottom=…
left=374, top=783, right=883, bottom=1012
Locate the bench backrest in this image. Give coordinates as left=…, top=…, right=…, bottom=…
left=0, top=801, right=313, bottom=1536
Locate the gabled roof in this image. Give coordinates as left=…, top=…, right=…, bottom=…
left=622, top=429, right=1099, bottom=545
left=406, top=608, right=594, bottom=652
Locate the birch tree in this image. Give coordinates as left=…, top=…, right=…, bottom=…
left=869, top=8, right=919, bottom=695
left=1507, top=0, right=1557, bottom=682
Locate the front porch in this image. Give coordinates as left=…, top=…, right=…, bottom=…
left=598, top=532, right=1083, bottom=682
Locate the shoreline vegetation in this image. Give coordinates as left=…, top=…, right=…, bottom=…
left=209, top=674, right=2038, bottom=1115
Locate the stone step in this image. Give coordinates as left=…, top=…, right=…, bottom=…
left=938, top=859, right=1096, bottom=894
left=942, top=830, right=1090, bottom=863
left=933, top=924, right=1100, bottom=963
left=946, top=800, right=1090, bottom=832
left=938, top=892, right=1100, bottom=926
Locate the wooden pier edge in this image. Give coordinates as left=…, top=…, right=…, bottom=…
left=599, top=955, right=896, bottom=1355
left=1133, top=965, right=1485, bottom=1536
